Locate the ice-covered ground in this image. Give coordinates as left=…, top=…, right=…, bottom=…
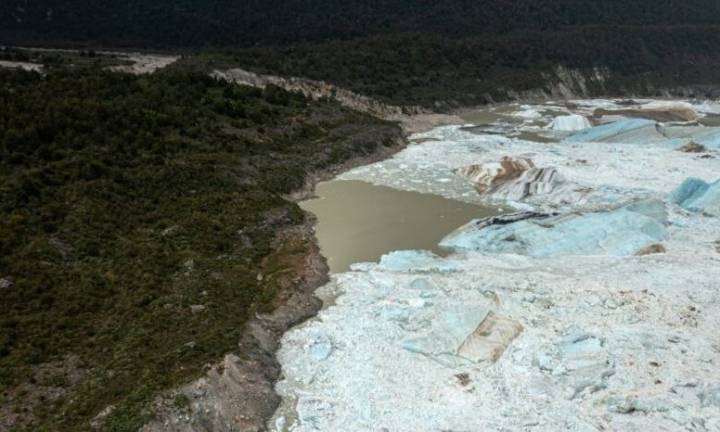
left=272, top=100, right=720, bottom=431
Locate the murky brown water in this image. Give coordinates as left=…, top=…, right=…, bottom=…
left=458, top=108, right=510, bottom=125
left=700, top=114, right=720, bottom=127
left=300, top=180, right=501, bottom=273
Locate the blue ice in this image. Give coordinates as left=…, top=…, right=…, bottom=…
left=439, top=199, right=668, bottom=257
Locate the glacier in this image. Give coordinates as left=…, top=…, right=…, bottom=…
left=272, top=99, right=720, bottom=432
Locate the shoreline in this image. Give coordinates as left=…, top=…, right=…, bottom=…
left=141, top=125, right=409, bottom=432
left=140, top=97, right=719, bottom=430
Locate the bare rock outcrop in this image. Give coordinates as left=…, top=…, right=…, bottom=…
left=213, top=68, right=428, bottom=120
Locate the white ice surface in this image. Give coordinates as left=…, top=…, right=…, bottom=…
left=694, top=101, right=720, bottom=115
left=273, top=100, right=720, bottom=432
left=546, top=114, right=592, bottom=131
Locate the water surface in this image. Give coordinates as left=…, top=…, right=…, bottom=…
left=301, top=180, right=500, bottom=273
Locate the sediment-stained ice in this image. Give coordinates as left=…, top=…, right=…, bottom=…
left=639, top=101, right=701, bottom=121
left=454, top=156, right=625, bottom=209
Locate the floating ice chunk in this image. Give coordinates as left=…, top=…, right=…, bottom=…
left=546, top=114, right=592, bottom=131
left=440, top=199, right=668, bottom=257
left=669, top=178, right=720, bottom=217
left=511, top=109, right=543, bottom=119
left=296, top=397, right=334, bottom=430
left=377, top=250, right=458, bottom=273
left=456, top=156, right=636, bottom=211
left=565, top=119, right=662, bottom=144
left=669, top=178, right=710, bottom=206
left=402, top=304, right=490, bottom=367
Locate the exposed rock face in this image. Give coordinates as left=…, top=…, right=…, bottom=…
left=440, top=199, right=668, bottom=258
left=142, top=353, right=283, bottom=432
left=213, top=68, right=428, bottom=119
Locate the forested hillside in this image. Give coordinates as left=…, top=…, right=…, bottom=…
left=2, top=0, right=720, bottom=47
left=0, top=69, right=399, bottom=431
left=3, top=0, right=720, bottom=109
left=176, top=26, right=720, bottom=109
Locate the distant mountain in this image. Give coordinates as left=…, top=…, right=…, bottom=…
left=2, top=0, right=720, bottom=47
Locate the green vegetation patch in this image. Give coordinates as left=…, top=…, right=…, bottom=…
left=0, top=69, right=399, bottom=431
